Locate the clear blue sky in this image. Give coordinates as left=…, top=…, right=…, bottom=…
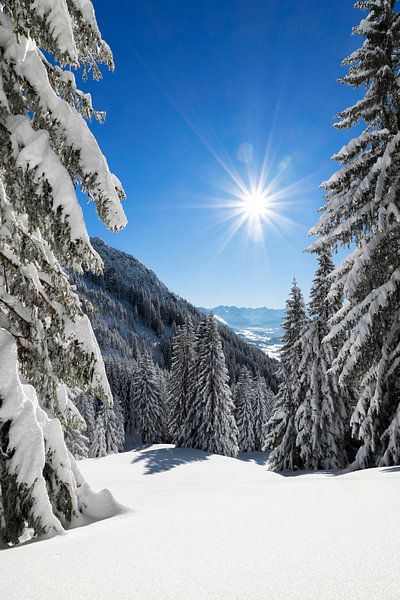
left=83, top=0, right=360, bottom=308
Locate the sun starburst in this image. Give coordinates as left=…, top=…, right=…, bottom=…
left=205, top=160, right=303, bottom=251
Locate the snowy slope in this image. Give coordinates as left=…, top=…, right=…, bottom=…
left=3, top=446, right=400, bottom=600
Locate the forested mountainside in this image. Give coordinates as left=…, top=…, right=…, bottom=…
left=74, top=238, right=278, bottom=391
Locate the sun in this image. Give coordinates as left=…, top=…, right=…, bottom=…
left=241, top=190, right=269, bottom=218
left=234, top=188, right=271, bottom=242
left=191, top=136, right=303, bottom=249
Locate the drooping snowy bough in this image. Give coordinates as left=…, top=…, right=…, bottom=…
left=0, top=330, right=122, bottom=545
left=0, top=2, right=127, bottom=543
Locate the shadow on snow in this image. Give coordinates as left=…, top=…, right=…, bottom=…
left=237, top=451, right=270, bottom=466
left=380, top=466, right=400, bottom=473
left=130, top=445, right=211, bottom=475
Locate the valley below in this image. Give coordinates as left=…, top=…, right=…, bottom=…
left=200, top=306, right=285, bottom=359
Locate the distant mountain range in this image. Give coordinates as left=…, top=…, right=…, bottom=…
left=199, top=306, right=285, bottom=359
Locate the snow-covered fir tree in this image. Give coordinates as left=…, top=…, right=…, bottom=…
left=168, top=316, right=195, bottom=445
left=157, top=366, right=170, bottom=442
left=105, top=394, right=125, bottom=453
left=310, top=0, right=400, bottom=468
left=68, top=424, right=89, bottom=461
left=182, top=315, right=239, bottom=457
left=105, top=358, right=137, bottom=435
left=74, top=392, right=97, bottom=450
left=0, top=2, right=126, bottom=543
left=296, top=253, right=350, bottom=470
left=264, top=279, right=308, bottom=470
left=132, top=354, right=166, bottom=444
left=234, top=367, right=255, bottom=452
left=252, top=373, right=274, bottom=451
left=89, top=403, right=124, bottom=458
left=89, top=410, right=107, bottom=459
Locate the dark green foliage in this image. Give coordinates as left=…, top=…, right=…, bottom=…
left=42, top=452, right=75, bottom=527
left=0, top=418, right=44, bottom=545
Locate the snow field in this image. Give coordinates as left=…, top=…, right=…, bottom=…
left=2, top=445, right=400, bottom=600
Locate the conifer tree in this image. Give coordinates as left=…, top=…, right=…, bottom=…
left=157, top=366, right=171, bottom=442
left=0, top=2, right=126, bottom=542
left=252, top=374, right=274, bottom=451
left=132, top=354, right=166, bottom=444
left=105, top=358, right=135, bottom=434
left=89, top=403, right=124, bottom=458
left=182, top=315, right=239, bottom=457
left=63, top=407, right=89, bottom=460
left=168, top=316, right=195, bottom=444
left=112, top=396, right=126, bottom=452
left=89, top=410, right=107, bottom=459
left=310, top=0, right=400, bottom=468
left=264, top=279, right=307, bottom=470
left=75, top=392, right=97, bottom=449
left=234, top=368, right=256, bottom=452
left=131, top=334, right=139, bottom=361
left=296, top=253, right=350, bottom=470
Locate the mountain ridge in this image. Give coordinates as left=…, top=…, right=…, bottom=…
left=199, top=305, right=285, bottom=327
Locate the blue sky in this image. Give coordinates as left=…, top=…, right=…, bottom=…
left=83, top=0, right=360, bottom=308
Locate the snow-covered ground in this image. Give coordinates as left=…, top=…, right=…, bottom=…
left=235, top=327, right=283, bottom=359
left=3, top=445, right=400, bottom=599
